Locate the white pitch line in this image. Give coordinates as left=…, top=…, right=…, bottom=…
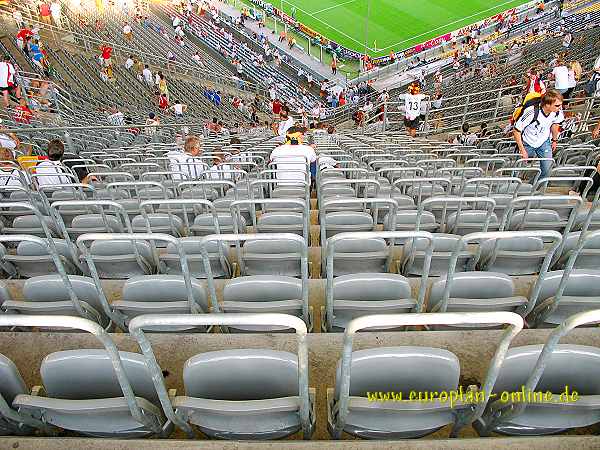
left=377, top=0, right=525, bottom=51
left=312, top=0, right=359, bottom=15
left=282, top=0, right=372, bottom=50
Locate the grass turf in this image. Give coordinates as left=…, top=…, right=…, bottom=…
left=275, top=0, right=531, bottom=56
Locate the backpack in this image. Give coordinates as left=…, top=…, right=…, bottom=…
left=511, top=92, right=542, bottom=126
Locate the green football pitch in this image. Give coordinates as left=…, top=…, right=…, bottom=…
left=275, top=0, right=531, bottom=56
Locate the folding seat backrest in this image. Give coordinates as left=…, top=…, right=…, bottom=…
left=328, top=312, right=523, bottom=439
left=127, top=313, right=313, bottom=440
left=2, top=315, right=171, bottom=439
left=477, top=310, right=600, bottom=436
left=162, top=238, right=230, bottom=278
left=0, top=353, right=40, bottom=435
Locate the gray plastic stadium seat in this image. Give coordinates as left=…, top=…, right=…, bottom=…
left=574, top=208, right=600, bottom=231
left=3, top=240, right=78, bottom=278
left=526, top=269, right=600, bottom=327
left=1, top=275, right=109, bottom=328
left=428, top=272, right=527, bottom=326
left=324, top=211, right=374, bottom=239
left=446, top=210, right=500, bottom=235
left=507, top=209, right=565, bottom=232
left=477, top=344, right=600, bottom=435
left=132, top=214, right=185, bottom=237
left=4, top=215, right=58, bottom=238
left=403, top=234, right=472, bottom=276
left=329, top=274, right=415, bottom=330
left=222, top=275, right=304, bottom=332
left=69, top=214, right=124, bottom=239
left=478, top=236, right=547, bottom=275
left=385, top=210, right=439, bottom=232
left=13, top=349, right=170, bottom=438
left=0, top=244, right=15, bottom=278
left=329, top=347, right=470, bottom=438
left=376, top=195, right=415, bottom=224
left=88, top=240, right=155, bottom=278
left=241, top=239, right=302, bottom=276
left=160, top=238, right=230, bottom=278
left=174, top=349, right=305, bottom=439
left=190, top=213, right=246, bottom=236
left=323, top=237, right=389, bottom=277
left=0, top=354, right=33, bottom=435
left=256, top=212, right=304, bottom=236
left=180, top=186, right=219, bottom=201
left=112, top=275, right=210, bottom=331
left=556, top=233, right=600, bottom=269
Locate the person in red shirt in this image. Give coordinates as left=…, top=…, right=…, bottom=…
left=158, top=93, right=169, bottom=111
left=272, top=98, right=282, bottom=115
left=39, top=3, right=51, bottom=24
left=16, top=28, right=33, bottom=54
left=14, top=97, right=33, bottom=124
left=99, top=44, right=112, bottom=67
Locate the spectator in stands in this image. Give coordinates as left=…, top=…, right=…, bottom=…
left=107, top=107, right=124, bottom=126
left=166, top=135, right=204, bottom=180
left=36, top=139, right=94, bottom=186
left=12, top=8, right=24, bottom=29
left=0, top=120, right=20, bottom=152
left=158, top=74, right=169, bottom=101
left=513, top=89, right=564, bottom=180
left=142, top=65, right=153, bottom=86
left=270, top=125, right=317, bottom=182
left=274, top=108, right=295, bottom=137
left=50, top=1, right=61, bottom=27
left=170, top=100, right=187, bottom=118
left=123, top=22, right=133, bottom=42
left=28, top=78, right=51, bottom=111
left=124, top=55, right=134, bottom=70
left=331, top=58, right=337, bottom=75
left=0, top=147, right=25, bottom=187
left=145, top=112, right=160, bottom=136
left=99, top=44, right=112, bottom=67
left=452, top=122, right=478, bottom=145
left=158, top=93, right=169, bottom=111
left=272, top=98, right=282, bottom=116
left=551, top=58, right=570, bottom=95
left=29, top=40, right=48, bottom=75
left=525, top=67, right=546, bottom=95
left=478, top=122, right=489, bottom=139
left=15, top=27, right=33, bottom=55
left=39, top=2, right=52, bottom=25
left=564, top=61, right=580, bottom=101
left=213, top=91, right=222, bottom=107
left=13, top=97, right=33, bottom=124
left=402, top=82, right=425, bottom=138
left=562, top=31, right=572, bottom=49
left=167, top=51, right=176, bottom=69
left=593, top=120, right=600, bottom=140
left=0, top=55, right=21, bottom=108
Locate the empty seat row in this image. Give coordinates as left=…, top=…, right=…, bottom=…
left=2, top=309, right=600, bottom=439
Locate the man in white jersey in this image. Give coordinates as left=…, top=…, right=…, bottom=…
left=403, top=82, right=425, bottom=137
left=270, top=126, right=316, bottom=184
left=513, top=89, right=564, bottom=179
left=166, top=135, right=206, bottom=180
